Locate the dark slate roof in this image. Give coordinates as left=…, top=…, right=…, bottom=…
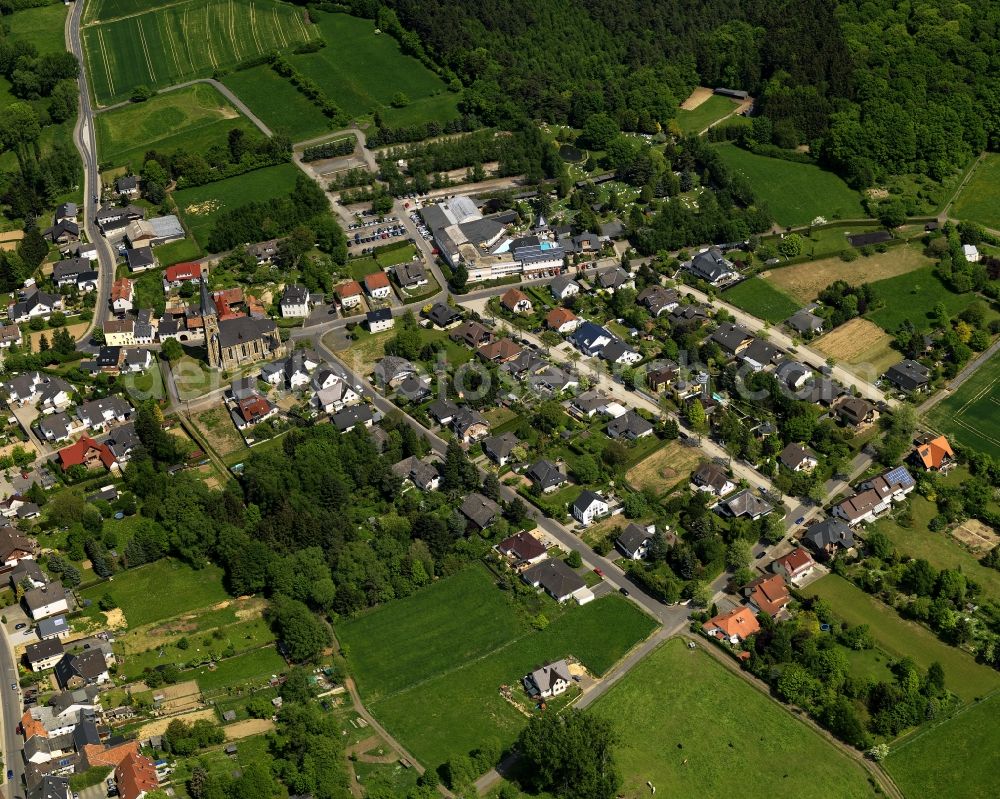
left=711, top=323, right=754, bottom=354
left=740, top=338, right=783, bottom=366
left=26, top=637, right=64, bottom=663
left=482, top=431, right=520, bottom=460
left=617, top=523, right=652, bottom=556
left=847, top=230, right=892, bottom=247
left=607, top=410, right=654, bottom=439
left=804, top=518, right=855, bottom=551
left=332, top=405, right=373, bottom=431
left=526, top=459, right=566, bottom=490
left=460, top=492, right=501, bottom=528
left=281, top=284, right=309, bottom=305
left=572, top=489, right=605, bottom=515
left=522, top=558, right=585, bottom=598
left=885, top=359, right=930, bottom=390
left=689, top=247, right=733, bottom=281
left=367, top=308, right=393, bottom=324
left=217, top=317, right=277, bottom=349
left=786, top=310, right=824, bottom=334
left=428, top=302, right=460, bottom=327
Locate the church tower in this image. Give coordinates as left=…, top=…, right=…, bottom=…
left=200, top=273, right=221, bottom=369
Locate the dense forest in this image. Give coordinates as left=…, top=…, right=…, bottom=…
left=343, top=0, right=1000, bottom=186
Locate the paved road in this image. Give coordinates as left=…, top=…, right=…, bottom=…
left=0, top=619, right=23, bottom=799
left=67, top=0, right=118, bottom=345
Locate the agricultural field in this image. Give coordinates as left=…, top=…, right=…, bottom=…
left=80, top=559, right=230, bottom=628
left=83, top=0, right=317, bottom=105
left=865, top=265, right=989, bottom=333
left=341, top=566, right=656, bottom=766
left=804, top=575, right=1000, bottom=702
left=949, top=153, right=1000, bottom=231
left=96, top=83, right=257, bottom=169
left=222, top=65, right=332, bottom=141
left=812, top=318, right=901, bottom=377
left=172, top=162, right=302, bottom=246
left=676, top=94, right=740, bottom=134
left=191, top=406, right=248, bottom=457
left=926, top=347, right=1000, bottom=460
left=194, top=646, right=288, bottom=693
left=625, top=439, right=701, bottom=495
left=763, top=243, right=931, bottom=304
left=885, top=692, right=1000, bottom=799
left=287, top=12, right=452, bottom=120
left=7, top=3, right=68, bottom=55
left=721, top=277, right=800, bottom=323
left=380, top=92, right=461, bottom=128
left=714, top=143, right=865, bottom=227
left=589, top=639, right=877, bottom=799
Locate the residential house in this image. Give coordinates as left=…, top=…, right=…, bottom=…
left=498, top=531, right=547, bottom=566
left=778, top=443, right=818, bottom=472
left=668, top=303, right=709, bottom=331
left=280, top=284, right=310, bottom=317
left=392, top=262, right=428, bottom=290
left=702, top=606, right=760, bottom=644
left=247, top=238, right=280, bottom=266
left=687, top=247, right=738, bottom=285
left=452, top=407, right=490, bottom=444
left=28, top=775, right=72, bottom=799
left=500, top=288, right=533, bottom=314
left=427, top=399, right=459, bottom=426
left=125, top=246, right=156, bottom=272
left=534, top=366, right=579, bottom=394
left=102, top=319, right=135, bottom=347
left=31, top=409, right=72, bottom=442
left=570, top=321, right=615, bottom=356
left=3, top=372, right=72, bottom=408
left=963, top=244, right=981, bottom=263
left=711, top=324, right=754, bottom=356
left=858, top=466, right=916, bottom=505
left=477, top=338, right=522, bottom=364
left=835, top=397, right=879, bottom=429
left=332, top=405, right=374, bottom=432
left=54, top=202, right=77, bottom=224
left=391, top=456, right=440, bottom=491
left=450, top=320, right=493, bottom=349
left=373, top=356, right=416, bottom=389
left=802, top=517, right=855, bottom=559
left=570, top=389, right=612, bottom=419
left=645, top=361, right=677, bottom=393
left=522, top=559, right=587, bottom=603
left=23, top=582, right=69, bottom=621
left=115, top=175, right=139, bottom=197
left=459, top=492, right=501, bottom=530
left=524, top=660, right=573, bottom=698
left=366, top=308, right=394, bottom=332
left=55, top=650, right=110, bottom=690
left=786, top=309, right=824, bottom=336
left=95, top=345, right=125, bottom=374
left=572, top=490, right=610, bottom=526
left=162, top=262, right=201, bottom=289
left=0, top=526, right=36, bottom=569
left=833, top=490, right=888, bottom=527
left=25, top=639, right=64, bottom=672
left=637, top=286, right=679, bottom=317
left=718, top=489, right=773, bottom=520
left=771, top=548, right=816, bottom=586
left=616, top=523, right=654, bottom=560
left=9, top=561, right=46, bottom=591
left=740, top=339, right=783, bottom=372
left=427, top=302, right=461, bottom=328
left=596, top=267, right=633, bottom=293
left=526, top=459, right=567, bottom=493
left=744, top=574, right=791, bottom=617
left=550, top=276, right=580, bottom=301
left=692, top=462, right=735, bottom=496
left=8, top=288, right=63, bottom=323
left=545, top=307, right=579, bottom=334
left=396, top=373, right=431, bottom=402
left=311, top=380, right=360, bottom=414
left=77, top=396, right=132, bottom=432
left=481, top=432, right=520, bottom=466
left=885, top=359, right=931, bottom=392
left=912, top=434, right=955, bottom=471
left=123, top=349, right=152, bottom=373
left=115, top=751, right=159, bottom=799
left=43, top=220, right=79, bottom=245
left=101, top=422, right=139, bottom=464
left=230, top=394, right=278, bottom=431
left=36, top=615, right=71, bottom=641
left=363, top=271, right=392, bottom=299
left=109, top=278, right=133, bottom=314
left=335, top=280, right=364, bottom=309
left=606, top=410, right=654, bottom=441
left=52, top=257, right=91, bottom=287
left=0, top=323, right=21, bottom=349
left=775, top=360, right=813, bottom=392
left=600, top=341, right=641, bottom=366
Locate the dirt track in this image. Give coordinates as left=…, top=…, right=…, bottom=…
left=680, top=86, right=713, bottom=110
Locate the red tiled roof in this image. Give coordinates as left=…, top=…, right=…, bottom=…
left=115, top=751, right=159, bottom=799
left=21, top=710, right=47, bottom=739
left=164, top=263, right=200, bottom=282
left=773, top=548, right=814, bottom=578
left=746, top=574, right=790, bottom=616
left=501, top=288, right=530, bottom=310
left=545, top=308, right=578, bottom=329
left=83, top=739, right=138, bottom=769
left=111, top=278, right=132, bottom=302
left=702, top=606, right=760, bottom=641
left=336, top=280, right=363, bottom=298
left=916, top=435, right=954, bottom=470
left=57, top=436, right=115, bottom=471
left=364, top=271, right=391, bottom=290
left=237, top=395, right=272, bottom=424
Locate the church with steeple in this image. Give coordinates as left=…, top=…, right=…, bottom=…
left=200, top=277, right=282, bottom=371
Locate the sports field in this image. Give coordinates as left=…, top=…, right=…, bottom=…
left=172, top=161, right=302, bottom=245
left=676, top=94, right=740, bottom=134
left=804, top=575, right=1000, bottom=703
left=865, top=265, right=988, bottom=332
left=886, top=692, right=1000, bottom=799
left=339, top=566, right=656, bottom=766
left=96, top=83, right=257, bottom=168
left=714, top=143, right=865, bottom=227
left=83, top=0, right=317, bottom=105
left=589, top=639, right=877, bottom=799
left=721, top=277, right=799, bottom=323
left=950, top=153, right=1000, bottom=230
left=926, top=347, right=1000, bottom=459
left=222, top=65, right=332, bottom=141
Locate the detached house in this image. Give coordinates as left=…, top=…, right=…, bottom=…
left=335, top=280, right=364, bottom=308
left=702, top=606, right=760, bottom=644
left=803, top=518, right=855, bottom=559
left=885, top=359, right=931, bottom=392
left=606, top=410, right=654, bottom=441
left=692, top=462, right=735, bottom=496
left=771, top=548, right=816, bottom=586
left=452, top=407, right=490, bottom=444
left=687, top=247, right=737, bottom=285
left=54, top=650, right=110, bottom=689
left=545, top=307, right=579, bottom=334
left=162, top=262, right=201, bottom=289
left=498, top=531, right=547, bottom=566
left=391, top=456, right=440, bottom=491
left=524, top=660, right=572, bottom=698
left=637, top=286, right=679, bottom=317
left=744, top=574, right=791, bottom=617
left=460, top=492, right=501, bottom=530
left=616, top=523, right=654, bottom=560
left=23, top=582, right=69, bottom=621
left=481, top=432, right=520, bottom=467
left=500, top=288, right=533, bottom=314
left=8, top=288, right=63, bottom=323
left=786, top=309, right=824, bottom=336
left=572, top=490, right=610, bottom=526
left=526, top=459, right=567, bottom=493
left=836, top=397, right=879, bottom=429
left=912, top=434, right=955, bottom=471
left=711, top=324, right=754, bottom=356
left=778, top=443, right=818, bottom=472
left=550, top=276, right=579, bottom=301
left=26, top=639, right=64, bottom=672
left=363, top=271, right=392, bottom=300
left=718, top=489, right=773, bottom=520
left=522, top=559, right=587, bottom=603
left=279, top=284, right=310, bottom=318
left=450, top=320, right=493, bottom=349
left=570, top=321, right=615, bottom=357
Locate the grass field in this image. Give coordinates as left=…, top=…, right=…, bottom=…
left=714, top=143, right=865, bottom=227
left=886, top=692, right=1000, bottom=799
left=865, top=265, right=985, bottom=332
left=194, top=646, right=287, bottom=693
left=375, top=243, right=419, bottom=268
left=96, top=83, right=256, bottom=168
left=676, top=95, right=740, bottom=134
left=804, top=575, right=1000, bottom=702
left=950, top=153, right=1000, bottom=231
left=380, top=92, right=461, bottom=128
left=152, top=237, right=204, bottom=265
left=7, top=4, right=68, bottom=55
left=926, top=347, right=1000, bottom=459
left=763, top=243, right=931, bottom=304
left=172, top=162, right=302, bottom=246
left=722, top=277, right=800, bottom=323
left=287, top=12, right=450, bottom=119
left=222, top=65, right=332, bottom=141
left=625, top=440, right=701, bottom=495
left=83, top=0, right=317, bottom=105
left=813, top=318, right=901, bottom=376
left=589, top=639, right=877, bottom=799
left=81, top=559, right=230, bottom=628
left=342, top=566, right=656, bottom=766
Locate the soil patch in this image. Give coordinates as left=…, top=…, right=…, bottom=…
left=104, top=608, right=127, bottom=630
left=951, top=518, right=1000, bottom=556
left=680, top=86, right=713, bottom=110
left=224, top=718, right=275, bottom=739
left=137, top=708, right=215, bottom=738
left=813, top=318, right=891, bottom=362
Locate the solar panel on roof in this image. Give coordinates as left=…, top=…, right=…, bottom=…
left=884, top=466, right=913, bottom=486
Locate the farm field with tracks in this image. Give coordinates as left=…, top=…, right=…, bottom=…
left=926, top=347, right=1000, bottom=459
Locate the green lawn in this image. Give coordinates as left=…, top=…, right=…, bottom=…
left=926, top=348, right=1000, bottom=459
left=676, top=95, right=739, bottom=134
left=7, top=4, right=68, bottom=55
left=80, top=558, right=230, bottom=628
left=722, top=277, right=800, bottom=323
left=222, top=64, right=333, bottom=141
left=96, top=83, right=257, bottom=169
left=865, top=265, right=985, bottom=333
left=886, top=692, right=1000, bottom=799
left=589, top=639, right=877, bottom=799
left=804, top=575, right=1000, bottom=702
left=82, top=0, right=316, bottom=105
left=714, top=143, right=865, bottom=227
left=369, top=593, right=656, bottom=766
left=194, top=646, right=287, bottom=693
left=950, top=153, right=1000, bottom=230
left=287, top=11, right=451, bottom=120
left=380, top=92, right=461, bottom=128
left=172, top=162, right=302, bottom=246
left=347, top=256, right=383, bottom=281
left=152, top=237, right=204, bottom=266
left=375, top=243, right=419, bottom=268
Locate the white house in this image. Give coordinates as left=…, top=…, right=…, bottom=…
left=367, top=308, right=394, bottom=332
left=550, top=276, right=579, bottom=301
left=364, top=272, right=392, bottom=299
left=311, top=380, right=360, bottom=414
left=963, top=244, right=981, bottom=263
left=111, top=278, right=134, bottom=314
left=771, top=548, right=816, bottom=586
left=525, top=660, right=573, bottom=698
left=280, top=284, right=311, bottom=318
left=23, top=582, right=69, bottom=620
left=572, top=490, right=610, bottom=526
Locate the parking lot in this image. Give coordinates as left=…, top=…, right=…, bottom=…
left=349, top=213, right=407, bottom=248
